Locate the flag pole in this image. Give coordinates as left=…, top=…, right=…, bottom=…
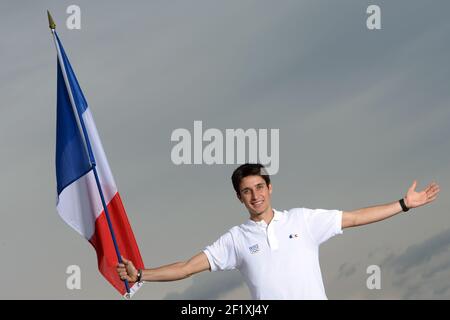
left=48, top=11, right=131, bottom=296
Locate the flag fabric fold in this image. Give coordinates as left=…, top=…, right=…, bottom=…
left=53, top=31, right=144, bottom=297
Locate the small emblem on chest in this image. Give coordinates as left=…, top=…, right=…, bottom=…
left=249, top=244, right=260, bottom=254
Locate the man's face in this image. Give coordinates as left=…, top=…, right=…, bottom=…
left=237, top=175, right=272, bottom=217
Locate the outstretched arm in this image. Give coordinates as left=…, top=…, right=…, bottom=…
left=342, top=181, right=440, bottom=229
left=117, top=252, right=210, bottom=282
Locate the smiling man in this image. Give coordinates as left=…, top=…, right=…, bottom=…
left=117, top=163, right=440, bottom=299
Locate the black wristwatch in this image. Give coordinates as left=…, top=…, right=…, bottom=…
left=399, top=198, right=409, bottom=212
left=136, top=269, right=143, bottom=282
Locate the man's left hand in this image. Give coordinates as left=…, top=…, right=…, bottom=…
left=405, top=180, right=440, bottom=209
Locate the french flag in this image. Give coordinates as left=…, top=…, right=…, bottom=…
left=52, top=30, right=144, bottom=298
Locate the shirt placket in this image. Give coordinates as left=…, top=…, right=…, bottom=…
left=266, top=222, right=279, bottom=251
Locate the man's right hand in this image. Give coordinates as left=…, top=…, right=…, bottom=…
left=116, top=256, right=138, bottom=282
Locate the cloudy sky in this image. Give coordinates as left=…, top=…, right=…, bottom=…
left=1, top=0, right=449, bottom=299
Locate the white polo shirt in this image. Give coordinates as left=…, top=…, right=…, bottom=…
left=203, top=208, right=343, bottom=300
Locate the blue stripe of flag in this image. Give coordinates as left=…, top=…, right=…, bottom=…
left=55, top=32, right=88, bottom=114
left=55, top=35, right=92, bottom=195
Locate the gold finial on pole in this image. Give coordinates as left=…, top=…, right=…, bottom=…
left=47, top=10, right=56, bottom=30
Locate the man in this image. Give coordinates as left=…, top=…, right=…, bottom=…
left=117, top=163, right=440, bottom=299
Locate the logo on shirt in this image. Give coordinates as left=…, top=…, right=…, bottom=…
left=289, top=233, right=299, bottom=239
left=249, top=244, right=260, bottom=254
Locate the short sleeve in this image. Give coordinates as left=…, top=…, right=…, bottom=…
left=203, top=231, right=238, bottom=272
left=302, top=208, right=343, bottom=245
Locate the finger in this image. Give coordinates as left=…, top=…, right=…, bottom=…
left=431, top=182, right=440, bottom=191
left=120, top=274, right=131, bottom=281
left=428, top=190, right=440, bottom=198
left=427, top=195, right=438, bottom=202
left=409, top=180, right=417, bottom=192
left=117, top=263, right=125, bottom=268
left=430, top=186, right=440, bottom=194
left=428, top=185, right=440, bottom=195
left=426, top=183, right=439, bottom=193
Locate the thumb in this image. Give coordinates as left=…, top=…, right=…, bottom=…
left=408, top=180, right=417, bottom=192
left=121, top=256, right=129, bottom=264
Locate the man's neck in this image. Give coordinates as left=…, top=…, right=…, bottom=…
left=250, top=207, right=274, bottom=225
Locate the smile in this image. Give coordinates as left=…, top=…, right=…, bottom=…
left=251, top=200, right=264, bottom=206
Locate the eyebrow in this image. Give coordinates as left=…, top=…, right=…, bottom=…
left=240, top=183, right=266, bottom=192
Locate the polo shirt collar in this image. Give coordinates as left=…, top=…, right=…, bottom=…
left=247, top=209, right=283, bottom=227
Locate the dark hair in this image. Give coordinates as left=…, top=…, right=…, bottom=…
left=231, top=163, right=271, bottom=195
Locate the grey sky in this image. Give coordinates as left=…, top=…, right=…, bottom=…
left=0, top=0, right=449, bottom=299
